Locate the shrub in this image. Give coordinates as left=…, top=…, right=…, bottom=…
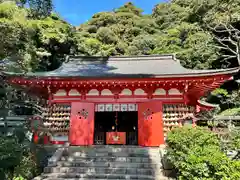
left=0, top=137, right=22, bottom=170
left=87, top=25, right=97, bottom=33
left=130, top=35, right=157, bottom=55
left=13, top=176, right=26, bottom=180
left=0, top=137, right=22, bottom=180
left=14, top=151, right=38, bottom=179
left=166, top=126, right=240, bottom=180
left=225, top=128, right=240, bottom=160
left=96, top=27, right=118, bottom=44
left=0, top=129, right=39, bottom=180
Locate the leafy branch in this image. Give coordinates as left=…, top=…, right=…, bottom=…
left=208, top=23, right=240, bottom=66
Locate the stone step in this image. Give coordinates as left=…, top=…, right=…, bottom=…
left=38, top=178, right=171, bottom=180
left=66, top=146, right=160, bottom=154
left=68, top=145, right=159, bottom=150
left=57, top=161, right=162, bottom=169
left=64, top=151, right=160, bottom=158
left=42, top=179, right=123, bottom=180
left=32, top=146, right=173, bottom=180
left=37, top=172, right=169, bottom=180
left=39, top=178, right=171, bottom=180
left=44, top=167, right=163, bottom=176
left=60, top=156, right=161, bottom=163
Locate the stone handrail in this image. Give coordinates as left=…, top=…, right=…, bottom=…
left=48, top=142, right=70, bottom=167
left=32, top=143, right=70, bottom=180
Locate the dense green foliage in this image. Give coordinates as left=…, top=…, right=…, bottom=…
left=166, top=126, right=240, bottom=180
left=1, top=0, right=240, bottom=71
left=0, top=128, right=38, bottom=180
left=76, top=2, right=218, bottom=69
left=230, top=129, right=240, bottom=152
left=0, top=1, right=74, bottom=72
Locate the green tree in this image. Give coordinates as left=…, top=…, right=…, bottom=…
left=0, top=1, right=75, bottom=72
left=0, top=137, right=22, bottom=179
left=114, top=2, right=143, bottom=16
left=28, top=0, right=53, bottom=18
left=96, top=27, right=118, bottom=44
left=0, top=1, right=36, bottom=71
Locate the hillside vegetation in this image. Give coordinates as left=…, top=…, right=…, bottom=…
left=1, top=0, right=240, bottom=72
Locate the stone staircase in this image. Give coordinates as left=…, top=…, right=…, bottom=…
left=33, top=145, right=173, bottom=180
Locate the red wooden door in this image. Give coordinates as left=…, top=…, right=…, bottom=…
left=69, top=102, right=95, bottom=146
left=138, top=101, right=164, bottom=146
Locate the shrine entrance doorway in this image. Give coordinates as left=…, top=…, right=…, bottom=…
left=94, top=103, right=138, bottom=145
left=118, top=111, right=138, bottom=145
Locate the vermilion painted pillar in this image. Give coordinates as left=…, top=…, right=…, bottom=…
left=138, top=101, right=164, bottom=146
left=69, top=102, right=95, bottom=146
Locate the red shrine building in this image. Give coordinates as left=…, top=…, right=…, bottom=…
left=5, top=55, right=239, bottom=146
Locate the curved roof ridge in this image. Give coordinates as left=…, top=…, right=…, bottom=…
left=67, top=54, right=176, bottom=62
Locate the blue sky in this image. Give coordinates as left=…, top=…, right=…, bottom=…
left=53, top=0, right=166, bottom=26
